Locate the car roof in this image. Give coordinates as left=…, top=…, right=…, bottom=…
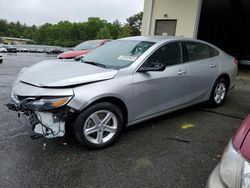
left=120, top=35, right=191, bottom=43
left=119, top=36, right=222, bottom=52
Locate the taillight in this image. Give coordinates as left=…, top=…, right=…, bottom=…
left=233, top=58, right=238, bottom=65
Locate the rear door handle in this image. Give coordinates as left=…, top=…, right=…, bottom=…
left=210, top=63, right=216, bottom=68
left=177, top=70, right=186, bottom=75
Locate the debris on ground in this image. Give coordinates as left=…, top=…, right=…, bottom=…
left=43, top=142, right=46, bottom=150
left=166, top=136, right=191, bottom=143
left=181, top=123, right=195, bottom=129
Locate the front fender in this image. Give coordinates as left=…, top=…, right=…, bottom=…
left=67, top=76, right=134, bottom=121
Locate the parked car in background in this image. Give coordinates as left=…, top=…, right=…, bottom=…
left=37, top=48, right=45, bottom=53
left=3, top=45, right=18, bottom=53
left=47, top=48, right=64, bottom=55
left=238, top=54, right=250, bottom=66
left=0, top=53, right=3, bottom=63
left=0, top=47, right=7, bottom=53
left=18, top=48, right=29, bottom=52
left=8, top=36, right=237, bottom=149
left=207, top=115, right=250, bottom=188
left=73, top=53, right=89, bottom=61
left=28, top=48, right=38, bottom=53
left=58, top=39, right=112, bottom=59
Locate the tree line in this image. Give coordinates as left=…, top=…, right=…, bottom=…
left=0, top=12, right=143, bottom=47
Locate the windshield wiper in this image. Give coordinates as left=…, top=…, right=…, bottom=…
left=81, top=60, right=106, bottom=68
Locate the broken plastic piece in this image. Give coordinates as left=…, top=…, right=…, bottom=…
left=30, top=133, right=43, bottom=140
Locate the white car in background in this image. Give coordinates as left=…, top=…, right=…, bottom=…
left=0, top=53, right=3, bottom=63
left=0, top=47, right=7, bottom=53
left=19, top=48, right=29, bottom=53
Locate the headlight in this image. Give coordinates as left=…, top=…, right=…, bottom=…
left=220, top=142, right=244, bottom=187
left=219, top=141, right=250, bottom=187
left=22, top=96, right=72, bottom=111
left=242, top=161, right=250, bottom=188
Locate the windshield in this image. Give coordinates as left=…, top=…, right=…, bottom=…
left=82, top=40, right=155, bottom=69
left=74, top=40, right=102, bottom=50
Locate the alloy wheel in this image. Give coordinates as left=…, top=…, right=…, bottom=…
left=83, top=110, right=118, bottom=144
left=214, top=82, right=226, bottom=104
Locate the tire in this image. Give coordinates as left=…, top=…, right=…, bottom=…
left=208, top=78, right=228, bottom=107
left=73, top=102, right=124, bottom=149
left=0, top=60, right=2, bottom=63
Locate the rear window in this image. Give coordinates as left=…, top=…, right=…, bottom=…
left=74, top=40, right=103, bottom=50
left=186, top=42, right=219, bottom=62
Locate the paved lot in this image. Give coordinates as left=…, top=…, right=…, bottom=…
left=0, top=53, right=250, bottom=188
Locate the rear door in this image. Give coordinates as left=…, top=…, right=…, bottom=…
left=184, top=41, right=220, bottom=103
left=132, top=41, right=188, bottom=121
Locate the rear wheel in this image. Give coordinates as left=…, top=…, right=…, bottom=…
left=209, top=78, right=228, bottom=107
left=73, top=102, right=123, bottom=149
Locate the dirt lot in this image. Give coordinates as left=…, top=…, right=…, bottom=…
left=0, top=53, right=250, bottom=188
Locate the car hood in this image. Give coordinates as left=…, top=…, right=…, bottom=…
left=19, top=60, right=118, bottom=87
left=58, top=50, right=91, bottom=59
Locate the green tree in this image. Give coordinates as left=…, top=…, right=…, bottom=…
left=0, top=19, right=8, bottom=36
left=96, top=26, right=112, bottom=39
left=0, top=12, right=143, bottom=46
left=118, top=24, right=132, bottom=38
left=126, top=11, right=143, bottom=36
left=84, top=17, right=107, bottom=40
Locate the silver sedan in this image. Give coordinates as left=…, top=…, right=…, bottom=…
left=8, top=36, right=238, bottom=149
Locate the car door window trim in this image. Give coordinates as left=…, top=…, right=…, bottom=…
left=135, top=41, right=184, bottom=73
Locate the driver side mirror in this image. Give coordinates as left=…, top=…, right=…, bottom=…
left=138, top=63, right=166, bottom=72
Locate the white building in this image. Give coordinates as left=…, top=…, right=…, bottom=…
left=142, top=0, right=202, bottom=38
left=141, top=0, right=250, bottom=60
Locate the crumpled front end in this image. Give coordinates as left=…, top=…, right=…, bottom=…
left=28, top=110, right=67, bottom=138
left=8, top=81, right=76, bottom=138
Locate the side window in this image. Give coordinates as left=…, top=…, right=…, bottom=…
left=209, top=47, right=219, bottom=57
left=143, top=42, right=182, bottom=67
left=186, top=42, right=219, bottom=62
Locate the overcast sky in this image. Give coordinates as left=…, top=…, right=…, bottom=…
left=0, top=0, right=144, bottom=26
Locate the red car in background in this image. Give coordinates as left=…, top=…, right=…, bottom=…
left=207, top=115, right=250, bottom=188
left=58, top=39, right=112, bottom=60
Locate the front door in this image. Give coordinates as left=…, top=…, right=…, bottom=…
left=132, top=41, right=188, bottom=121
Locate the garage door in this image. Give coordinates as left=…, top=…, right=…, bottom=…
left=155, top=19, right=177, bottom=36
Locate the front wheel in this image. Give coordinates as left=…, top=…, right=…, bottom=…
left=209, top=78, right=228, bottom=107
left=73, top=102, right=123, bottom=149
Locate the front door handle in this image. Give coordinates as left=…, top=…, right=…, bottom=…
left=177, top=70, right=186, bottom=75
left=210, top=63, right=216, bottom=68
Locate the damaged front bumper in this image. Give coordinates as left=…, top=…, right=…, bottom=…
left=7, top=101, right=75, bottom=138
left=7, top=82, right=76, bottom=138
left=30, top=111, right=66, bottom=138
